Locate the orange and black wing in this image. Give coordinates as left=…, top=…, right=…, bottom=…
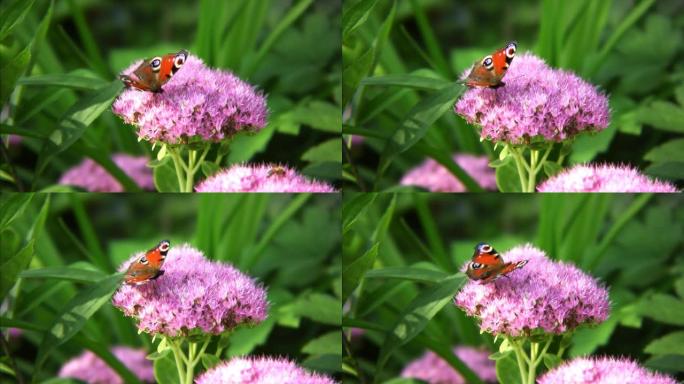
left=463, top=42, right=517, bottom=88
left=124, top=240, right=170, bottom=285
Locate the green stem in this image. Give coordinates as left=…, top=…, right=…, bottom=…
left=527, top=149, right=539, bottom=193
left=508, top=144, right=529, bottom=192
left=528, top=342, right=538, bottom=384
left=168, top=148, right=186, bottom=192
left=168, top=338, right=186, bottom=383
left=534, top=145, right=554, bottom=174
left=509, top=338, right=528, bottom=384
left=185, top=341, right=196, bottom=384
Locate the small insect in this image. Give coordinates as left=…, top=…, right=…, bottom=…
left=462, top=42, right=517, bottom=89
left=123, top=240, right=170, bottom=285
left=119, top=50, right=188, bottom=92
left=465, top=242, right=527, bottom=283
left=267, top=165, right=287, bottom=178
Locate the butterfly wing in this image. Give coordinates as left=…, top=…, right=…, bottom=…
left=463, top=42, right=517, bottom=88
left=120, top=50, right=188, bottom=93
left=466, top=242, right=504, bottom=281
left=124, top=240, right=170, bottom=285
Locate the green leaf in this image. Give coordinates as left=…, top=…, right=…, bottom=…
left=18, top=74, right=108, bottom=91
left=342, top=0, right=381, bottom=40
left=35, top=273, right=124, bottom=375
left=153, top=161, right=180, bottom=192
left=153, top=351, right=180, bottom=384
left=644, top=331, right=684, bottom=356
left=543, top=161, right=563, bottom=177
left=302, top=331, right=341, bottom=355
left=201, top=161, right=220, bottom=178
left=226, top=317, right=275, bottom=357
left=495, top=350, right=522, bottom=384
left=543, top=353, right=563, bottom=369
left=36, top=81, right=124, bottom=174
left=301, top=139, right=341, bottom=163
left=0, top=0, right=36, bottom=41
left=644, top=138, right=684, bottom=163
left=364, top=267, right=449, bottom=284
left=293, top=293, right=340, bottom=326
left=342, top=46, right=373, bottom=107
left=289, top=101, right=341, bottom=133
left=675, top=84, right=684, bottom=107
left=378, top=85, right=464, bottom=174
left=496, top=161, right=522, bottom=192
left=645, top=162, right=684, bottom=180
left=27, top=0, right=53, bottom=73
left=489, top=351, right=513, bottom=360
left=0, top=240, right=34, bottom=302
left=145, top=349, right=171, bottom=361
left=201, top=354, right=221, bottom=370
left=342, top=193, right=376, bottom=234
left=20, top=267, right=106, bottom=283
left=639, top=294, right=684, bottom=326
left=637, top=101, right=684, bottom=133
left=342, top=243, right=378, bottom=302
left=0, top=44, right=30, bottom=105
left=225, top=124, right=275, bottom=163
left=0, top=193, right=33, bottom=229
left=675, top=277, right=684, bottom=299
left=377, top=274, right=466, bottom=371
left=361, top=75, right=451, bottom=91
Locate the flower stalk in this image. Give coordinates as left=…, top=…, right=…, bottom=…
left=165, top=336, right=212, bottom=384
left=506, top=144, right=554, bottom=192
left=164, top=144, right=213, bottom=192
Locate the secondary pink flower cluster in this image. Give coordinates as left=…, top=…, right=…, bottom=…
left=537, top=163, right=678, bottom=192
left=401, top=346, right=496, bottom=384
left=112, top=55, right=267, bottom=143
left=454, top=244, right=610, bottom=336
left=112, top=244, right=268, bottom=336
left=455, top=53, right=609, bottom=143
left=58, top=346, right=154, bottom=384
left=400, top=154, right=496, bottom=192
left=195, top=356, right=337, bottom=384
left=195, top=163, right=336, bottom=193
left=538, top=356, right=676, bottom=384
left=59, top=153, right=154, bottom=192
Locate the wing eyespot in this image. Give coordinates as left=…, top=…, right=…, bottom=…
left=139, top=256, right=148, bottom=265
left=150, top=57, right=162, bottom=72
left=482, top=56, right=493, bottom=70
left=470, top=262, right=483, bottom=270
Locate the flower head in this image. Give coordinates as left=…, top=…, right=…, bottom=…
left=112, top=55, right=267, bottom=143
left=112, top=244, right=268, bottom=336
left=538, top=356, right=676, bottom=384
left=537, top=163, right=678, bottom=192
left=401, top=346, right=497, bottom=384
left=455, top=53, right=609, bottom=143
left=58, top=346, right=154, bottom=384
left=59, top=153, right=154, bottom=192
left=194, top=163, right=336, bottom=193
left=400, top=153, right=497, bottom=192
left=454, top=244, right=610, bottom=336
left=195, top=356, right=337, bottom=384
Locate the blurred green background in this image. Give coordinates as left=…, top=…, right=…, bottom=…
left=1, top=0, right=341, bottom=191
left=343, top=0, right=684, bottom=191
left=1, top=193, right=341, bottom=382
left=343, top=193, right=684, bottom=382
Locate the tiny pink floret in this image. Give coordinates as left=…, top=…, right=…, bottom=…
left=112, top=244, right=268, bottom=336
left=194, top=163, right=336, bottom=193
left=538, top=356, right=677, bottom=384
left=112, top=55, right=267, bottom=143
left=454, top=244, right=610, bottom=336
left=58, top=153, right=154, bottom=192
left=455, top=53, right=610, bottom=143
left=195, top=356, right=337, bottom=384
left=537, top=163, right=678, bottom=192
left=400, top=153, right=497, bottom=192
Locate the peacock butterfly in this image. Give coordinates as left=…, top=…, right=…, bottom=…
left=119, top=50, right=188, bottom=93
left=123, top=240, right=170, bottom=285
left=466, top=242, right=527, bottom=283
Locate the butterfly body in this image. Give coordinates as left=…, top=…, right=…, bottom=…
left=463, top=42, right=517, bottom=89
left=466, top=242, right=527, bottom=283
left=124, top=240, right=170, bottom=285
left=120, top=50, right=188, bottom=92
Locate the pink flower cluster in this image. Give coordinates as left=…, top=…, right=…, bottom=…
left=195, top=356, right=337, bottom=384
left=58, top=346, right=154, bottom=384
left=400, top=153, right=497, bottom=192
left=194, top=163, right=336, bottom=193
left=455, top=53, right=609, bottom=143
left=401, top=346, right=497, bottom=384
left=112, top=244, right=268, bottom=336
left=112, top=55, right=267, bottom=143
left=454, top=244, right=610, bottom=336
left=538, top=356, right=676, bottom=384
left=537, top=163, right=678, bottom=192
left=58, top=153, right=154, bottom=192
